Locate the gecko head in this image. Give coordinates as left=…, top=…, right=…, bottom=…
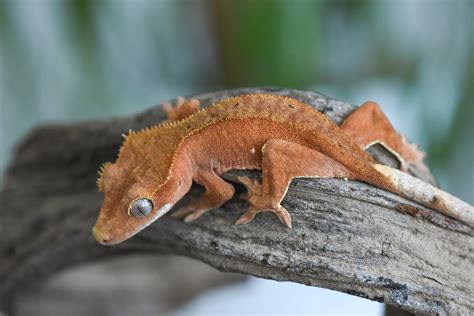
left=92, top=161, right=176, bottom=246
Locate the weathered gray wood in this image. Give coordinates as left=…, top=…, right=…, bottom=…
left=15, top=255, right=246, bottom=315
left=0, top=87, right=472, bottom=315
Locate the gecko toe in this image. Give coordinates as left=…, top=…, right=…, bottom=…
left=235, top=205, right=292, bottom=228
left=184, top=209, right=210, bottom=222
left=160, top=101, right=172, bottom=111
left=171, top=206, right=195, bottom=218
left=235, top=210, right=257, bottom=225
left=239, top=192, right=250, bottom=202
left=275, top=205, right=292, bottom=228
left=237, top=176, right=260, bottom=190
left=175, top=96, right=186, bottom=107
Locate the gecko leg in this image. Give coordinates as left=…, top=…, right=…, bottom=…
left=172, top=169, right=235, bottom=222
left=340, top=101, right=427, bottom=173
left=162, top=97, right=200, bottom=122
left=236, top=139, right=354, bottom=228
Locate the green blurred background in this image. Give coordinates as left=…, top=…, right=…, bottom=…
left=1, top=0, right=472, bottom=203
left=0, top=0, right=473, bottom=314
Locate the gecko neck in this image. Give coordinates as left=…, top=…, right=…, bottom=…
left=159, top=145, right=195, bottom=206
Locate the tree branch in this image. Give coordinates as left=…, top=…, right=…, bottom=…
left=0, top=87, right=472, bottom=314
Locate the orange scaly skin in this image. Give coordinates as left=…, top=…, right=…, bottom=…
left=92, top=94, right=437, bottom=245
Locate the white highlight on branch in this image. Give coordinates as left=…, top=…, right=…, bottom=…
left=374, top=164, right=474, bottom=227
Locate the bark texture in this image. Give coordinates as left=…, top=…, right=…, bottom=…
left=0, top=87, right=472, bottom=314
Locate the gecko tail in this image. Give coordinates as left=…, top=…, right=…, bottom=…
left=373, top=164, right=474, bottom=228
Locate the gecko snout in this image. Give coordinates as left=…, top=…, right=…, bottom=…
left=92, top=226, right=111, bottom=245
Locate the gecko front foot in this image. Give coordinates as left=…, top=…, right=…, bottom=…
left=171, top=200, right=198, bottom=219
left=172, top=170, right=235, bottom=223
left=236, top=176, right=292, bottom=228
left=171, top=199, right=213, bottom=223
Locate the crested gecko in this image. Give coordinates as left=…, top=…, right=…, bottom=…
left=93, top=94, right=474, bottom=245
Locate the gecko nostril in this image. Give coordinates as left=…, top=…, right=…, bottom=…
left=93, top=226, right=110, bottom=245
left=100, top=232, right=111, bottom=244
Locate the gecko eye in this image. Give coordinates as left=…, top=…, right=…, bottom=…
left=129, top=198, right=153, bottom=217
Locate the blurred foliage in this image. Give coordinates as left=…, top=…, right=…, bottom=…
left=429, top=58, right=473, bottom=166
left=210, top=0, right=322, bottom=87
left=0, top=0, right=473, bottom=202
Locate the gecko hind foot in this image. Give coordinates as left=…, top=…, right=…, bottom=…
left=236, top=176, right=292, bottom=228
